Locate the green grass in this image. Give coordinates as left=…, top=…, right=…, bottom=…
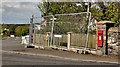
left=0, top=35, right=8, bottom=39
left=0, top=35, right=1, bottom=39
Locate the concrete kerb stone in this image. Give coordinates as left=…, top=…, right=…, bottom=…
left=2, top=50, right=118, bottom=64
left=27, top=45, right=98, bottom=55
left=90, top=50, right=97, bottom=55
left=26, top=45, right=117, bottom=57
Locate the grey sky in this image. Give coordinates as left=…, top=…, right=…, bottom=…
left=1, top=2, right=41, bottom=24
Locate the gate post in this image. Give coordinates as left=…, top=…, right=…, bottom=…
left=67, top=32, right=72, bottom=50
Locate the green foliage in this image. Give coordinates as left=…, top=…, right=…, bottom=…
left=2, top=24, right=29, bottom=36
left=38, top=2, right=120, bottom=35
left=2, top=30, right=8, bottom=35
left=2, top=35, right=8, bottom=38
left=7, top=24, right=17, bottom=35
left=15, top=25, right=29, bottom=36
left=105, top=2, right=120, bottom=27
left=53, top=23, right=71, bottom=34
left=38, top=23, right=52, bottom=34
left=0, top=35, right=1, bottom=39
left=2, top=24, right=9, bottom=29
left=38, top=2, right=86, bottom=15
left=93, top=2, right=120, bottom=26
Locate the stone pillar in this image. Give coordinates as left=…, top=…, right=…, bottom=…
left=67, top=32, right=72, bottom=50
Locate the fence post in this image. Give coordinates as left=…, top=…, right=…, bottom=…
left=67, top=32, right=72, bottom=50
left=47, top=32, right=50, bottom=47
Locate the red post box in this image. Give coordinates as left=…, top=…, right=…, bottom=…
left=96, top=21, right=115, bottom=55
left=97, top=30, right=103, bottom=47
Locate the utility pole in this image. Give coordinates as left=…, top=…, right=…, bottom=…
left=118, top=2, right=120, bottom=27
left=29, top=15, right=34, bottom=45
left=34, top=22, right=35, bottom=44
left=46, top=0, right=49, bottom=25
left=87, top=0, right=89, bottom=19
left=84, top=0, right=90, bottom=54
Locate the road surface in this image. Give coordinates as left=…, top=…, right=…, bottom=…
left=2, top=52, right=116, bottom=65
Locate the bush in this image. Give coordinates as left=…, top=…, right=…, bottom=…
left=15, top=25, right=29, bottom=36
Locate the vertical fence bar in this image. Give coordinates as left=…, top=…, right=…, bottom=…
left=84, top=12, right=91, bottom=54
left=50, top=15, right=54, bottom=47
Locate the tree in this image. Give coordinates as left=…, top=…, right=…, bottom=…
left=8, top=24, right=17, bottom=35
left=37, top=1, right=119, bottom=34
left=15, top=25, right=29, bottom=36
left=93, top=2, right=120, bottom=26
left=38, top=2, right=89, bottom=33
left=15, top=26, right=22, bottom=36
left=38, top=2, right=87, bottom=16
left=105, top=2, right=120, bottom=27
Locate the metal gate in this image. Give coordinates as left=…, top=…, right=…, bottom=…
left=32, top=12, right=92, bottom=52
left=53, top=12, right=91, bottom=51
left=33, top=15, right=54, bottom=48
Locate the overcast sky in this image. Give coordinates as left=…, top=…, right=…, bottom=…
left=1, top=2, right=41, bottom=24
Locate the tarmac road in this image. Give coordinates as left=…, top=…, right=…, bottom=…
left=2, top=52, right=115, bottom=65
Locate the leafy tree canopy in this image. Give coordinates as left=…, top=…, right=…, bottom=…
left=38, top=2, right=119, bottom=27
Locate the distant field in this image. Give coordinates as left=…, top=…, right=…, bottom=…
left=0, top=35, right=2, bottom=39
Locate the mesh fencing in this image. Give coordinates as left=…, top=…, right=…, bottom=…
left=33, top=16, right=53, bottom=47
left=53, top=13, right=89, bottom=48
left=32, top=12, right=96, bottom=49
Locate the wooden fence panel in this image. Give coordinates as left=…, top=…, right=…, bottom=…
left=33, top=33, right=96, bottom=49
